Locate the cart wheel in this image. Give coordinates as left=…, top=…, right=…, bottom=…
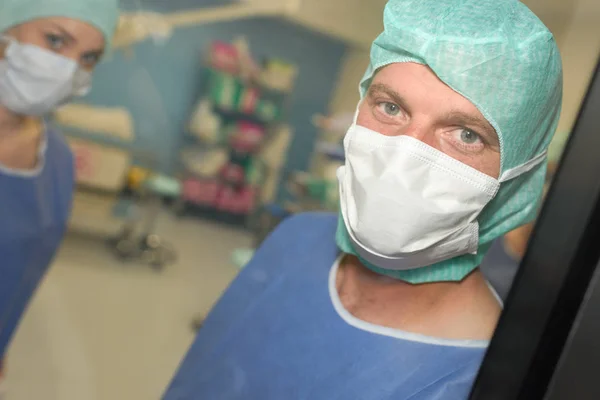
left=143, top=248, right=172, bottom=272
left=151, top=261, right=166, bottom=272
left=115, top=239, right=138, bottom=261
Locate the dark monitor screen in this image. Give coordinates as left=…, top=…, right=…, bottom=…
left=469, top=57, right=600, bottom=400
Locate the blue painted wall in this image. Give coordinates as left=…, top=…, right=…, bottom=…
left=72, top=16, right=347, bottom=177
left=120, top=0, right=238, bottom=13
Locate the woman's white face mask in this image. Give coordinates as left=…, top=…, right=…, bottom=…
left=0, top=37, right=92, bottom=116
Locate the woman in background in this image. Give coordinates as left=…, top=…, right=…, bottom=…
left=0, top=0, right=119, bottom=386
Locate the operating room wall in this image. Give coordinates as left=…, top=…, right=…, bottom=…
left=554, top=0, right=600, bottom=135
left=537, top=0, right=600, bottom=163
left=328, top=47, right=370, bottom=115
left=69, top=16, right=346, bottom=176
left=119, top=0, right=238, bottom=12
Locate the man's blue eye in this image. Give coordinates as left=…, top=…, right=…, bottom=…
left=460, top=129, right=480, bottom=144
left=384, top=102, right=400, bottom=116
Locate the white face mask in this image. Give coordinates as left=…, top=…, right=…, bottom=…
left=337, top=106, right=546, bottom=271
left=0, top=37, right=92, bottom=116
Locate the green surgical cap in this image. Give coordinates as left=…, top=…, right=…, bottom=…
left=338, top=0, right=563, bottom=283
left=0, top=0, right=120, bottom=49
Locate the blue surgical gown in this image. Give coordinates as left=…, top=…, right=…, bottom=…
left=0, top=125, right=74, bottom=356
left=164, top=213, right=489, bottom=400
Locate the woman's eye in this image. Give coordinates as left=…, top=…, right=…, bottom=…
left=81, top=53, right=100, bottom=67
left=45, top=34, right=65, bottom=50
left=459, top=129, right=481, bottom=144
left=377, top=102, right=401, bottom=117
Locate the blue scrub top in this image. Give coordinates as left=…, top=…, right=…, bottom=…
left=164, top=213, right=489, bottom=400
left=480, top=239, right=520, bottom=301
left=0, top=125, right=74, bottom=357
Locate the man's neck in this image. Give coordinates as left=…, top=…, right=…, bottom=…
left=336, top=255, right=502, bottom=341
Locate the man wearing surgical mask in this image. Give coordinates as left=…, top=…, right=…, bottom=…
left=165, top=0, right=562, bottom=398
left=0, top=0, right=118, bottom=376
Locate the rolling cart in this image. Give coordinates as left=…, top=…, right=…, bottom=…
left=109, top=172, right=181, bottom=271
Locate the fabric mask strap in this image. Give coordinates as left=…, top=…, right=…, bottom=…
left=0, top=36, right=13, bottom=46
left=352, top=100, right=362, bottom=125
left=498, top=150, right=547, bottom=182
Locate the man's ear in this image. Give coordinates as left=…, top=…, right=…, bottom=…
left=504, top=222, right=536, bottom=260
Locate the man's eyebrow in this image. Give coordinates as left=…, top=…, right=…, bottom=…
left=444, top=111, right=499, bottom=145
left=368, top=82, right=499, bottom=145
left=367, top=83, right=411, bottom=114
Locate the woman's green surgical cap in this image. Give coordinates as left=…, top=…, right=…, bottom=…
left=0, top=0, right=120, bottom=48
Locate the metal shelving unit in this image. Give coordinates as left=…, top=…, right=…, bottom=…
left=174, top=62, right=294, bottom=229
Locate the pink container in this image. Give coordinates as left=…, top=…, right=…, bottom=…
left=73, top=145, right=95, bottom=182
left=183, top=178, right=220, bottom=206
left=235, top=186, right=256, bottom=214
left=214, top=185, right=256, bottom=215
left=220, top=163, right=245, bottom=185
left=230, top=122, right=265, bottom=153
left=238, top=86, right=260, bottom=114
left=216, top=186, right=237, bottom=212
left=208, top=41, right=239, bottom=74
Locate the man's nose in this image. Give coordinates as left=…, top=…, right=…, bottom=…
left=393, top=123, right=438, bottom=148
